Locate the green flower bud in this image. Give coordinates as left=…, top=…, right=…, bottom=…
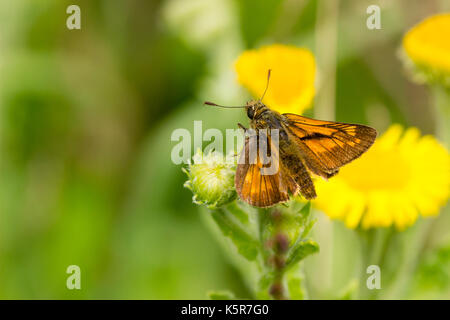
left=183, top=149, right=237, bottom=209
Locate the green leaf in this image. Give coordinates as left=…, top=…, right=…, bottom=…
left=285, top=239, right=319, bottom=269
left=211, top=209, right=259, bottom=261
left=226, top=202, right=249, bottom=225
left=287, top=276, right=305, bottom=300
left=299, top=201, right=311, bottom=218
left=301, top=218, right=316, bottom=239
left=338, top=279, right=359, bottom=300
left=297, top=202, right=316, bottom=238
left=414, top=245, right=450, bottom=291
left=258, top=272, right=275, bottom=290
left=208, top=290, right=235, bottom=300
left=256, top=272, right=275, bottom=300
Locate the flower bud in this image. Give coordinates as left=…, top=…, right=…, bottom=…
left=183, top=149, right=237, bottom=209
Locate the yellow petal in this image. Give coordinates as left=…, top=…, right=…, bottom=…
left=314, top=124, right=449, bottom=230
left=235, top=44, right=316, bottom=114
left=403, top=13, right=450, bottom=74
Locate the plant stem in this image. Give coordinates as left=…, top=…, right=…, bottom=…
left=315, top=0, right=338, bottom=121
left=267, top=209, right=289, bottom=300
left=357, top=228, right=373, bottom=299
left=207, top=201, right=317, bottom=300
left=433, top=86, right=450, bottom=146
left=383, top=220, right=434, bottom=299
left=313, top=0, right=339, bottom=294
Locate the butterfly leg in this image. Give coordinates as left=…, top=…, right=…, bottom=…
left=237, top=123, right=248, bottom=132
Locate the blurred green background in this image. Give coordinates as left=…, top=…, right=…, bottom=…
left=0, top=0, right=449, bottom=299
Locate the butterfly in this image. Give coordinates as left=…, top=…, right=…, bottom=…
left=205, top=70, right=377, bottom=207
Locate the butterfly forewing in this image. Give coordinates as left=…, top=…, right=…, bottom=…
left=282, top=113, right=377, bottom=179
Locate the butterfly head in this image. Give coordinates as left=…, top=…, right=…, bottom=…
left=245, top=100, right=267, bottom=120
left=246, top=69, right=272, bottom=120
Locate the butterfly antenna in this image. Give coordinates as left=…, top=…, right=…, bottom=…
left=259, top=69, right=271, bottom=101
left=204, top=101, right=246, bottom=108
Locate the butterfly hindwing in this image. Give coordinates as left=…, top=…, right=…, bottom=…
left=278, top=145, right=317, bottom=199
left=235, top=131, right=298, bottom=207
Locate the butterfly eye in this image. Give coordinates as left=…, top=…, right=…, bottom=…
left=247, top=107, right=255, bottom=119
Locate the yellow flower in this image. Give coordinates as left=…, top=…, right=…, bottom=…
left=235, top=44, right=316, bottom=114
left=314, top=125, right=450, bottom=230
left=402, top=13, right=450, bottom=87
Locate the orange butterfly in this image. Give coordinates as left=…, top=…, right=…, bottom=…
left=205, top=70, right=377, bottom=207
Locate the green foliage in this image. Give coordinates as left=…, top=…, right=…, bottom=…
left=237, top=0, right=283, bottom=48
left=210, top=208, right=259, bottom=261
left=205, top=200, right=319, bottom=299
left=256, top=272, right=275, bottom=299
left=287, top=275, right=305, bottom=300
left=337, top=279, right=359, bottom=300
left=227, top=202, right=250, bottom=225
left=415, top=245, right=450, bottom=291
left=285, top=240, right=319, bottom=270
left=208, top=290, right=236, bottom=300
